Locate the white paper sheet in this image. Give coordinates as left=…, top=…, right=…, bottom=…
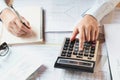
left=104, top=24, right=120, bottom=80
left=13, top=0, right=96, bottom=32
left=0, top=45, right=43, bottom=80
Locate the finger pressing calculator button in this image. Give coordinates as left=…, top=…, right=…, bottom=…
left=78, top=50, right=83, bottom=55
left=74, top=48, right=79, bottom=52
left=71, top=40, right=75, bottom=44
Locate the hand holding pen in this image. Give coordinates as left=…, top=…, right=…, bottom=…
left=0, top=0, right=32, bottom=37
left=0, top=8, right=32, bottom=37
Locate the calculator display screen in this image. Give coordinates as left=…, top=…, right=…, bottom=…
left=57, top=58, right=93, bottom=68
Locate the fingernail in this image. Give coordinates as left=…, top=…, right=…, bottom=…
left=79, top=45, right=83, bottom=51
left=70, top=37, right=73, bottom=41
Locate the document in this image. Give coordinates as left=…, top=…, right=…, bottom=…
left=0, top=45, right=44, bottom=80
left=104, top=24, right=120, bottom=80
left=0, top=6, right=43, bottom=45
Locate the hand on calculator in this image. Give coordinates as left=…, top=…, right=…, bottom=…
left=70, top=15, right=99, bottom=50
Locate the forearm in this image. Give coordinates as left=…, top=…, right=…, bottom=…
left=85, top=0, right=120, bottom=22
left=0, top=0, right=8, bottom=21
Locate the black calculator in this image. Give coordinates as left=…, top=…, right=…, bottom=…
left=54, top=38, right=99, bottom=73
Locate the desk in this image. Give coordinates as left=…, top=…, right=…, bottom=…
left=0, top=0, right=111, bottom=80
left=1, top=33, right=110, bottom=80
left=40, top=32, right=111, bottom=80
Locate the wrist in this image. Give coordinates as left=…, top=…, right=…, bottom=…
left=84, top=14, right=97, bottom=22
left=0, top=8, right=15, bottom=24
left=0, top=8, right=8, bottom=22
left=0, top=8, right=7, bottom=22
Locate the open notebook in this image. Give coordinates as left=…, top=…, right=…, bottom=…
left=0, top=6, right=43, bottom=45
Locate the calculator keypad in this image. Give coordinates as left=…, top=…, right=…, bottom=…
left=61, top=38, right=99, bottom=61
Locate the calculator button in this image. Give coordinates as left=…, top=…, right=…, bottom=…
left=84, top=42, right=88, bottom=46
left=61, top=53, right=66, bottom=56
left=69, top=48, right=73, bottom=51
left=78, top=50, right=83, bottom=55
left=75, top=39, right=79, bottom=42
left=90, top=50, right=95, bottom=54
left=86, top=42, right=91, bottom=47
left=85, top=47, right=89, bottom=50
left=88, top=57, right=92, bottom=59
left=64, top=44, right=69, bottom=47
left=84, top=53, right=88, bottom=56
left=70, top=44, right=74, bottom=48
left=63, top=47, right=68, bottom=50
left=73, top=52, right=77, bottom=55
left=84, top=49, right=89, bottom=53
left=68, top=51, right=72, bottom=54
left=66, top=38, right=70, bottom=41
left=67, top=54, right=71, bottom=57
left=71, top=40, right=75, bottom=43
left=91, top=46, right=95, bottom=50
left=79, top=50, right=83, bottom=53
left=65, top=41, right=69, bottom=44
left=74, top=48, right=79, bottom=52
left=78, top=53, right=83, bottom=56
left=90, top=54, right=94, bottom=57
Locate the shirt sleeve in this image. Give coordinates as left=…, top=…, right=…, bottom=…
left=85, top=0, right=120, bottom=22
left=0, top=0, right=7, bottom=12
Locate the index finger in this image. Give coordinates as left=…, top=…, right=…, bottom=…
left=70, top=27, right=79, bottom=41
left=15, top=18, right=32, bottom=33
left=79, top=27, right=85, bottom=50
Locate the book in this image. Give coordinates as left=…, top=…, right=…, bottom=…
left=0, top=6, right=44, bottom=45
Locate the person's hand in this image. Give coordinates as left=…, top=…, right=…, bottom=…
left=0, top=8, right=32, bottom=37
left=70, top=14, right=99, bottom=50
